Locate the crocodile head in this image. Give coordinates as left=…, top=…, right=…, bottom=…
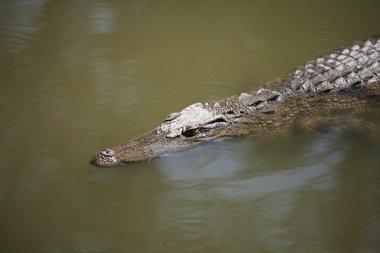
left=90, top=102, right=236, bottom=167
left=90, top=90, right=285, bottom=167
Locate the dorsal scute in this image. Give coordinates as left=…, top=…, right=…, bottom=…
left=285, top=37, right=380, bottom=94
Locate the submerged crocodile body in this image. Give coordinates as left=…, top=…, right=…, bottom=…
left=90, top=36, right=380, bottom=167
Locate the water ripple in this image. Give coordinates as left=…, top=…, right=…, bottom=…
left=147, top=194, right=211, bottom=252
left=0, top=0, right=46, bottom=57
left=43, top=232, right=124, bottom=253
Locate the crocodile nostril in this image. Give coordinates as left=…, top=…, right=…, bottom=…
left=100, top=148, right=115, bottom=157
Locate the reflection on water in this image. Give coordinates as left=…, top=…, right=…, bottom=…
left=88, top=3, right=115, bottom=34
left=156, top=140, right=252, bottom=183
left=220, top=132, right=345, bottom=197
left=157, top=131, right=345, bottom=191
left=0, top=0, right=380, bottom=252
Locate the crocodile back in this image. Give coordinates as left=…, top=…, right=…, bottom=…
left=280, top=36, right=380, bottom=94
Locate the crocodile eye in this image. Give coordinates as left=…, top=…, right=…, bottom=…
left=100, top=148, right=115, bottom=157
left=182, top=128, right=198, bottom=137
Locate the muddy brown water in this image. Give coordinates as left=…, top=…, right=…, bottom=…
left=0, top=0, right=380, bottom=252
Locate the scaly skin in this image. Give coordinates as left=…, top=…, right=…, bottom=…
left=90, top=36, right=380, bottom=167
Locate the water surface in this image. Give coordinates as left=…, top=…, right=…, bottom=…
left=0, top=0, right=380, bottom=252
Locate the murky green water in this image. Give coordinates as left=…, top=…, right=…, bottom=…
left=1, top=0, right=380, bottom=252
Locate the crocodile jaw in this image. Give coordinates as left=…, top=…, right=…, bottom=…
left=89, top=130, right=205, bottom=167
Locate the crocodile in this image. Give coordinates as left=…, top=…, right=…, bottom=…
left=90, top=36, right=380, bottom=167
